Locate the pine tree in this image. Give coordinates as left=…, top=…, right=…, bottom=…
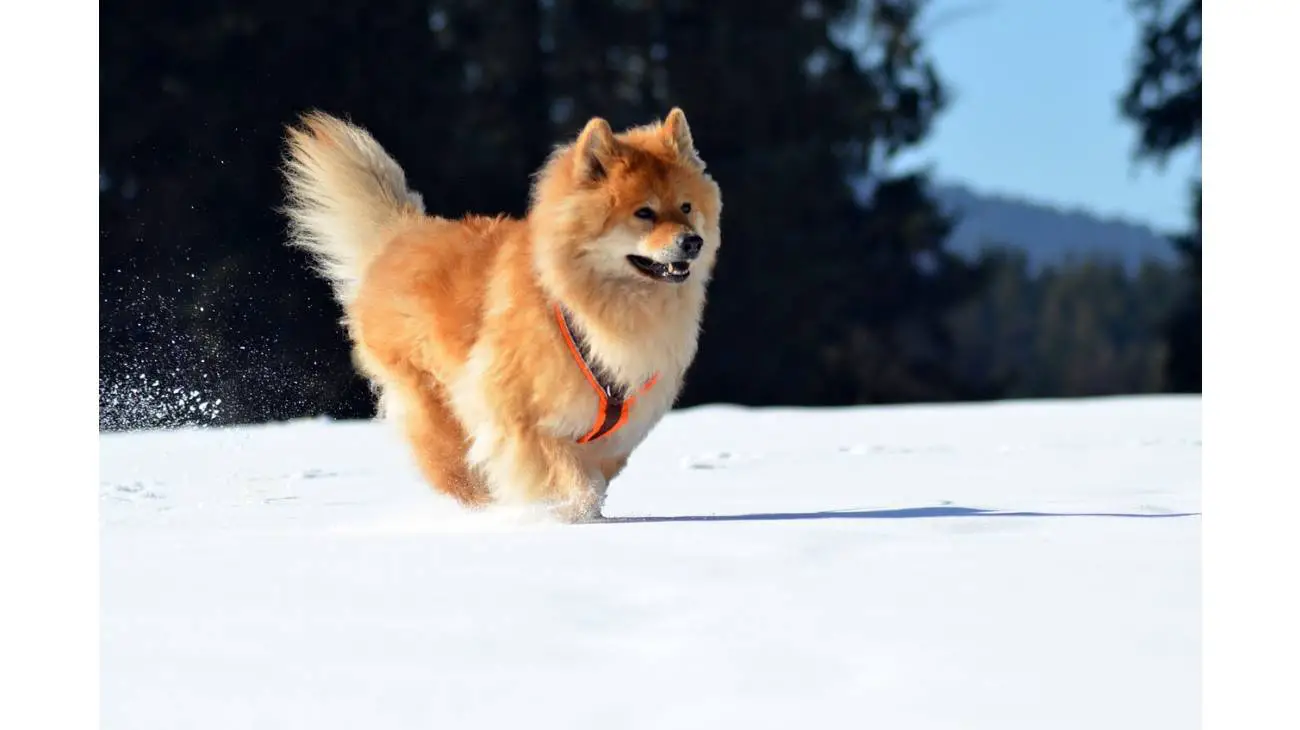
left=1120, top=0, right=1201, bottom=392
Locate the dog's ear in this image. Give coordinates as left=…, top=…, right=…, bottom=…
left=663, top=107, right=704, bottom=169
left=573, top=117, right=619, bottom=183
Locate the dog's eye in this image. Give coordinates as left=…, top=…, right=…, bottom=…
left=680, top=202, right=692, bottom=215
left=634, top=207, right=656, bottom=220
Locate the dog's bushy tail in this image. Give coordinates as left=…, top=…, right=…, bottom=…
left=282, top=111, right=424, bottom=307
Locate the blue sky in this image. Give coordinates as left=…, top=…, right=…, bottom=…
left=890, top=0, right=1200, bottom=232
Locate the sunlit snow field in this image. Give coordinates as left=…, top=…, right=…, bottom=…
left=101, top=395, right=1200, bottom=729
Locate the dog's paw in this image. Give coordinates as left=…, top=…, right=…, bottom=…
left=549, top=488, right=605, bottom=524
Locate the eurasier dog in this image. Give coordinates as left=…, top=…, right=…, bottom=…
left=281, top=109, right=722, bottom=522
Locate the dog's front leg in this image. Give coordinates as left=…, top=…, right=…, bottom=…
left=478, top=426, right=606, bottom=522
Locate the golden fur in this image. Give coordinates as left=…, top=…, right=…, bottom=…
left=281, top=109, right=722, bottom=521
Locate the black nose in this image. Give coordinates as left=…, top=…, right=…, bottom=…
left=678, top=233, right=704, bottom=259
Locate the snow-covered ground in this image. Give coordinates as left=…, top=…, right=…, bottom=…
left=101, top=396, right=1200, bottom=730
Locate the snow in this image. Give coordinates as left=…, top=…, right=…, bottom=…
left=101, top=396, right=1200, bottom=729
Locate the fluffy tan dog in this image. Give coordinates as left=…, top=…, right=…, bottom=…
left=281, top=109, right=722, bottom=521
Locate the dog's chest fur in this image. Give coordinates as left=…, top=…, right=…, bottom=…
left=544, top=370, right=679, bottom=458
left=542, top=312, right=695, bottom=458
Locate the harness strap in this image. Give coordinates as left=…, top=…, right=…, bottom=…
left=554, top=305, right=658, bottom=443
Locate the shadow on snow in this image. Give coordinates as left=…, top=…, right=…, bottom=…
left=592, top=505, right=1200, bottom=524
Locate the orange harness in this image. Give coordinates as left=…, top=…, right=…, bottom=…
left=554, top=305, right=659, bottom=444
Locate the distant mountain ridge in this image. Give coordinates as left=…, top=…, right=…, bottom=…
left=929, top=182, right=1179, bottom=273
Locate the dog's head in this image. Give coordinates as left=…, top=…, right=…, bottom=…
left=531, top=109, right=723, bottom=293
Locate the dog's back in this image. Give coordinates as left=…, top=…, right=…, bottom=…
left=351, top=214, right=525, bottom=384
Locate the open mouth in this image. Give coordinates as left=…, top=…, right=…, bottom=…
left=627, top=255, right=691, bottom=283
